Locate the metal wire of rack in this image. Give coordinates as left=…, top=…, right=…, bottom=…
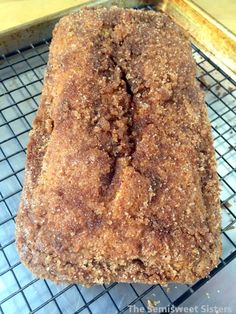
left=0, top=10, right=236, bottom=314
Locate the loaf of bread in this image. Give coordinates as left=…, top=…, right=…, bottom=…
left=16, top=7, right=221, bottom=285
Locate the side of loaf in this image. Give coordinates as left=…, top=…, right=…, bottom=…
left=16, top=7, right=221, bottom=285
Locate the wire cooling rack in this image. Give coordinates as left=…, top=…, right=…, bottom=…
left=0, top=10, right=236, bottom=314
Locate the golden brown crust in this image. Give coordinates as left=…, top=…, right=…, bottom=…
left=16, top=7, right=221, bottom=285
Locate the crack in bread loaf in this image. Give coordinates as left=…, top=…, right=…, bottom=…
left=16, top=7, right=221, bottom=285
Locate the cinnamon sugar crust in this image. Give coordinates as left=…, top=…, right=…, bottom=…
left=16, top=7, right=221, bottom=285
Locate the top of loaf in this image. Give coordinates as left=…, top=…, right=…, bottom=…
left=16, top=7, right=221, bottom=285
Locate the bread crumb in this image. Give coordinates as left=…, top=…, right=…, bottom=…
left=224, top=201, right=232, bottom=208
left=224, top=225, right=235, bottom=231
left=147, top=299, right=160, bottom=310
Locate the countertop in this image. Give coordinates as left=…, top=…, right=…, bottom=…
left=0, top=0, right=235, bottom=35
